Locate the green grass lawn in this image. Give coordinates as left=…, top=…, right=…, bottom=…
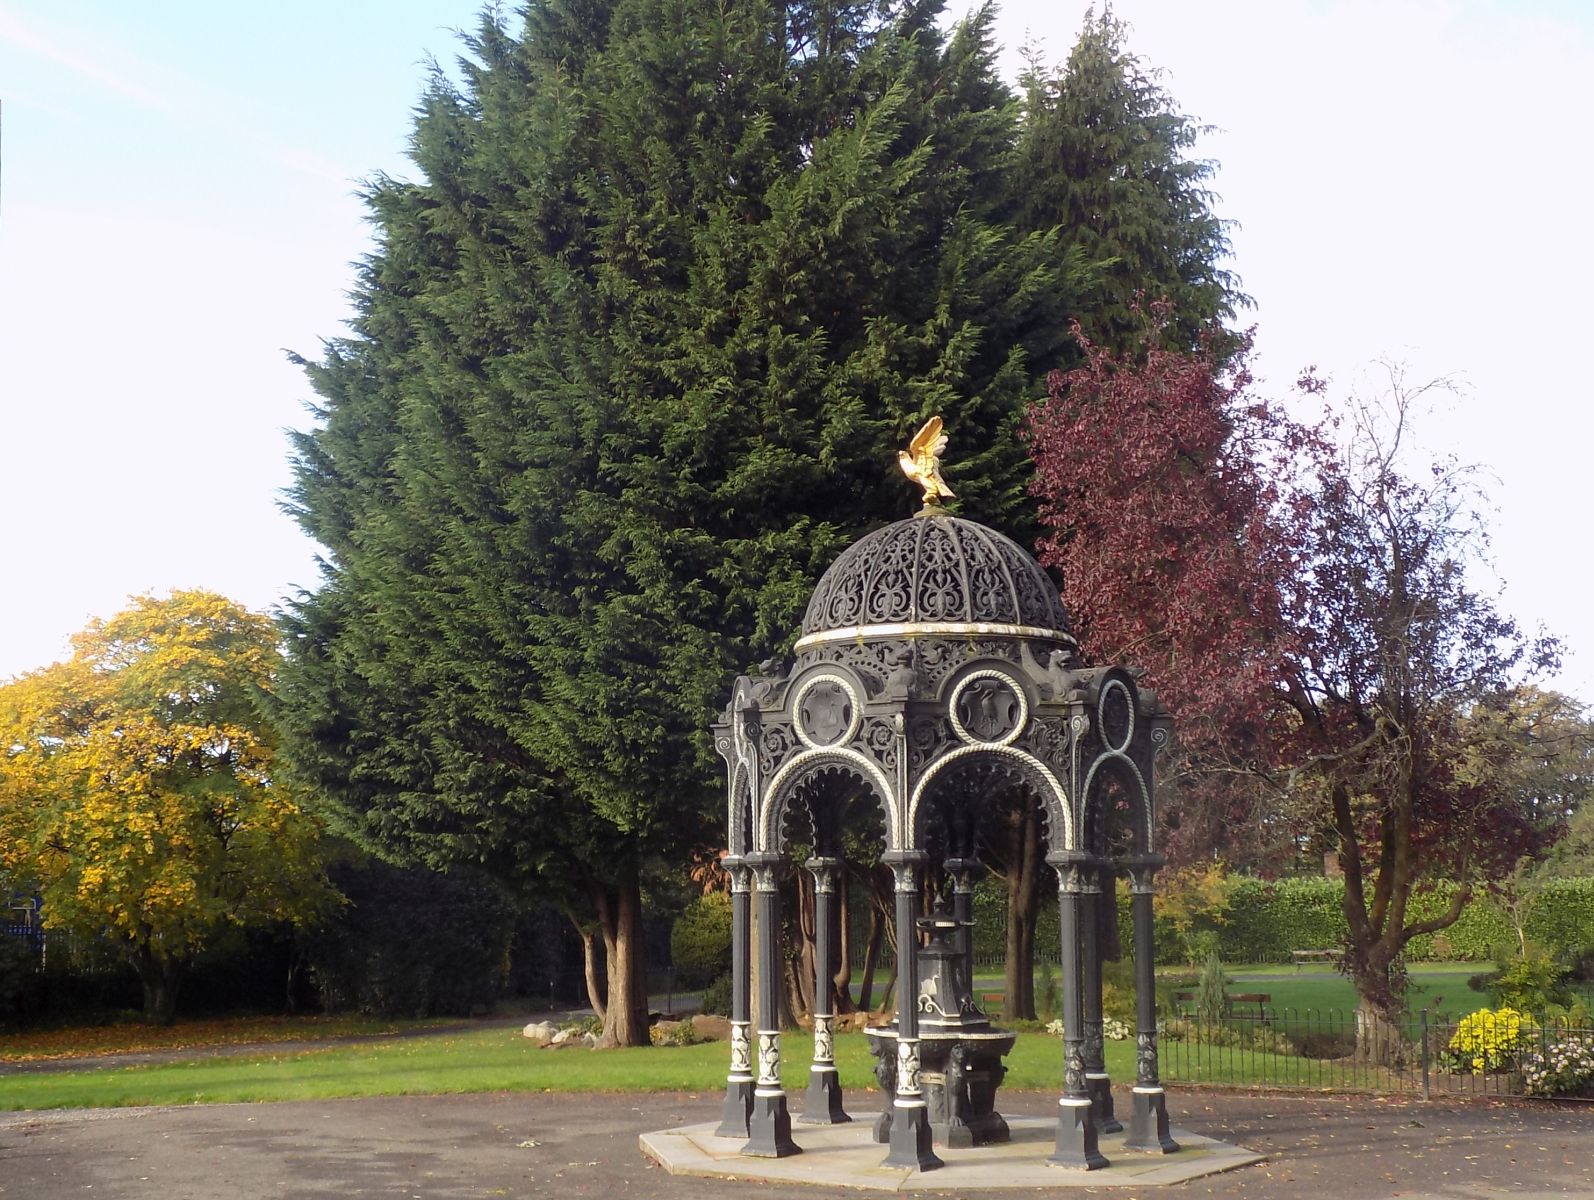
left=5, top=1025, right=1297, bottom=1113
left=0, top=1014, right=456, bottom=1063
left=1222, top=962, right=1482, bottom=1018
left=1, top=962, right=1487, bottom=1112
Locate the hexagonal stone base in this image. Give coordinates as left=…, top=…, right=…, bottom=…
left=640, top=1115, right=1263, bottom=1190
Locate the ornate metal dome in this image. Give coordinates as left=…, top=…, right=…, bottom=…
left=795, top=510, right=1073, bottom=650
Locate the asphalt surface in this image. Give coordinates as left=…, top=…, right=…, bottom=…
left=2, top=1087, right=1591, bottom=1199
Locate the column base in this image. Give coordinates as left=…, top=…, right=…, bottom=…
left=1123, top=1086, right=1180, bottom=1154
left=1087, top=1072, right=1122, bottom=1134
left=715, top=1076, right=754, bottom=1138
left=883, top=1099, right=942, bottom=1171
left=1048, top=1097, right=1108, bottom=1170
left=799, top=1066, right=851, bottom=1124
left=741, top=1089, right=801, bottom=1158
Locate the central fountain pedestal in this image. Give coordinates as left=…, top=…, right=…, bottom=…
left=867, top=908, right=1015, bottom=1149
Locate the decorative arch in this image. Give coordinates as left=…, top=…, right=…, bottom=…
left=1080, top=753, right=1152, bottom=858
left=908, top=744, right=1072, bottom=852
left=759, top=747, right=898, bottom=853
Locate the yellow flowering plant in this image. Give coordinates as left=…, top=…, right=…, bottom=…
left=1444, top=1007, right=1539, bottom=1074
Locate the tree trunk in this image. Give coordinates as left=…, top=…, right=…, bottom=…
left=563, top=909, right=606, bottom=1019
left=1003, top=804, right=1042, bottom=1020
left=594, top=875, right=648, bottom=1047
left=582, top=928, right=606, bottom=1020
left=856, top=901, right=883, bottom=1012
left=1354, top=994, right=1406, bottom=1067
left=786, top=868, right=816, bottom=1025
left=832, top=869, right=856, bottom=1014
left=129, top=942, right=183, bottom=1026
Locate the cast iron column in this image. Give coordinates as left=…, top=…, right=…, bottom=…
left=1047, top=851, right=1107, bottom=1170
left=1123, top=854, right=1178, bottom=1153
left=715, top=856, right=754, bottom=1137
left=1082, top=861, right=1121, bottom=1133
left=742, top=852, right=800, bottom=1157
left=800, top=856, right=849, bottom=1124
left=882, top=850, right=940, bottom=1171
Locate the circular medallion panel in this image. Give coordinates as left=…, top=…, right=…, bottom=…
left=792, top=673, right=862, bottom=749
left=1098, top=677, right=1135, bottom=752
left=948, top=669, right=1027, bottom=747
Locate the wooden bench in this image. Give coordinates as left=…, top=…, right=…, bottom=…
left=980, top=992, right=1004, bottom=1013
left=1291, top=948, right=1343, bottom=970
left=1225, top=992, right=1271, bottom=1021
left=1172, top=990, right=1271, bottom=1021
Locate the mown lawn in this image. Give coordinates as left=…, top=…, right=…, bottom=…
left=1222, top=963, right=1482, bottom=1019
left=0, top=1028, right=1186, bottom=1112
left=0, top=1014, right=455, bottom=1064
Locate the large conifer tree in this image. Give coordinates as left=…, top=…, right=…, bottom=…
left=279, top=0, right=1088, bottom=1046
left=1013, top=6, right=1241, bottom=353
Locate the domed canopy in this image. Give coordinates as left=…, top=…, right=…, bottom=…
left=796, top=510, right=1073, bottom=650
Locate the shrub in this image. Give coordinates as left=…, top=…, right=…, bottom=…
left=1196, top=954, right=1227, bottom=1026
left=1037, top=960, right=1060, bottom=1020
left=1444, top=1007, right=1538, bottom=1074
left=699, top=971, right=733, bottom=1017
left=1522, top=1033, right=1594, bottom=1098
left=650, top=1020, right=702, bottom=1047
left=1492, top=945, right=1572, bottom=1016
left=669, top=893, right=733, bottom=988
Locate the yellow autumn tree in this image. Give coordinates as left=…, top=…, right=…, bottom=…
left=0, top=590, right=336, bottom=1023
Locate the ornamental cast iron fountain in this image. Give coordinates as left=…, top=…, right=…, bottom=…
left=710, top=417, right=1180, bottom=1173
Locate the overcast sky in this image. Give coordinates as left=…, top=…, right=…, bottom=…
left=2, top=0, right=1591, bottom=701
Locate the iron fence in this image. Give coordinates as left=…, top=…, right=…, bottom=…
left=1155, top=1003, right=1594, bottom=1101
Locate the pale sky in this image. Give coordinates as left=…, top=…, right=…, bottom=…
left=2, top=0, right=1591, bottom=702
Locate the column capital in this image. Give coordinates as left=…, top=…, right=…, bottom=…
left=1123, top=853, right=1166, bottom=893
left=1047, top=850, right=1104, bottom=894
left=744, top=850, right=783, bottom=892
left=880, top=849, right=928, bottom=867
left=942, top=857, right=982, bottom=891
left=882, top=849, right=927, bottom=893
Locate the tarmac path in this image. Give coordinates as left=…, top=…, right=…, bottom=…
left=2, top=1086, right=1591, bottom=1199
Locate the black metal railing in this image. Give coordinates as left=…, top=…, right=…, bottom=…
left=1154, top=1003, right=1594, bottom=1101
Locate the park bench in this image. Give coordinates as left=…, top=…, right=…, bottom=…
left=1172, top=990, right=1272, bottom=1022
left=980, top=992, right=1004, bottom=1012
left=1292, top=948, right=1343, bottom=970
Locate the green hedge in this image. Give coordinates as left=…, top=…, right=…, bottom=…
left=1150, top=877, right=1594, bottom=965
left=966, top=876, right=1594, bottom=966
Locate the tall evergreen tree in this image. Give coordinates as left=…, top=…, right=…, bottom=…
left=1014, top=5, right=1242, bottom=352
left=278, top=0, right=1090, bottom=1046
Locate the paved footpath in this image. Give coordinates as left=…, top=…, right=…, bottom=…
left=1, top=1087, right=1590, bottom=1199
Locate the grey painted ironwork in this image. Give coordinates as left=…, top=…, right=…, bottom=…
left=1123, top=854, right=1178, bottom=1153
left=711, top=500, right=1175, bottom=1173
left=716, top=858, right=755, bottom=1137
left=800, top=856, right=849, bottom=1125
left=1081, top=861, right=1121, bottom=1134
left=868, top=900, right=1013, bottom=1150
left=742, top=852, right=799, bottom=1158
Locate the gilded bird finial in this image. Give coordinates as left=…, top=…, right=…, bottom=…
left=898, top=415, right=955, bottom=509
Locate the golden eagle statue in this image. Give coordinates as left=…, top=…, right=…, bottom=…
left=898, top=415, right=955, bottom=507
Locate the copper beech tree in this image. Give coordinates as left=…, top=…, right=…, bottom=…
left=1029, top=329, right=1561, bottom=1055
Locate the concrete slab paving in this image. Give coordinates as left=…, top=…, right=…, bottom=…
left=641, top=1115, right=1263, bottom=1190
